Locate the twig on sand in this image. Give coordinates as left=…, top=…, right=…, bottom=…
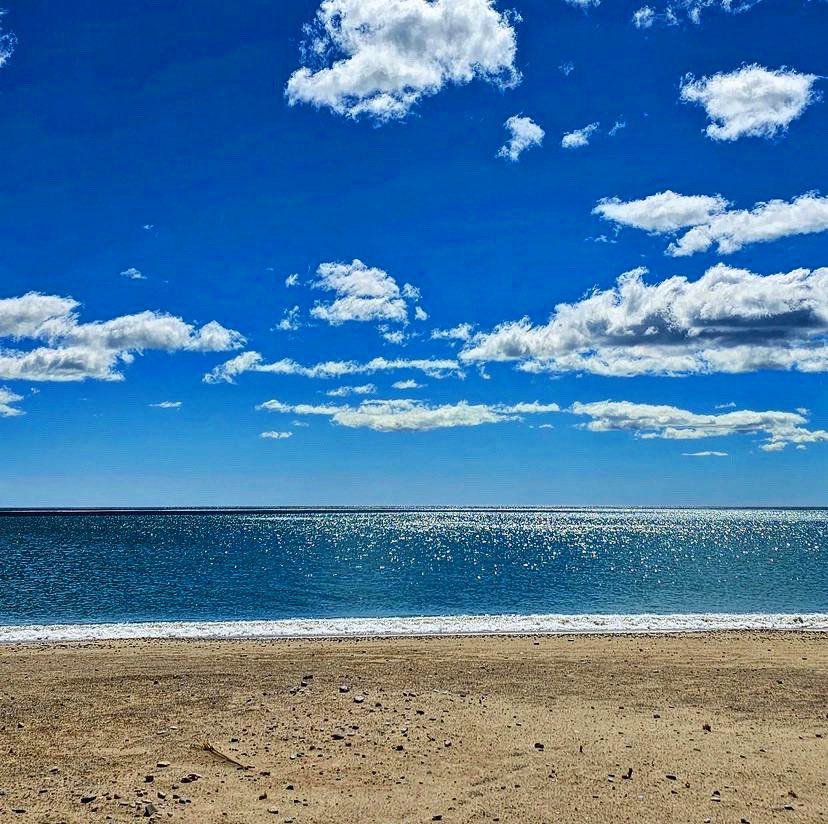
left=201, top=742, right=251, bottom=770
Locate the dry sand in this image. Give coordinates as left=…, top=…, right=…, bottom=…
left=0, top=633, right=826, bottom=823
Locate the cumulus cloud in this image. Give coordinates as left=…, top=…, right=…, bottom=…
left=680, top=65, right=820, bottom=141
left=326, top=383, right=377, bottom=397
left=497, top=115, right=544, bottom=162
left=120, top=267, right=146, bottom=281
left=258, top=397, right=559, bottom=432
left=285, top=273, right=300, bottom=288
left=570, top=400, right=828, bottom=452
left=460, top=263, right=828, bottom=377
left=310, top=259, right=421, bottom=326
left=594, top=190, right=728, bottom=233
left=285, top=0, right=521, bottom=122
left=149, top=400, right=182, bottom=409
left=0, top=292, right=244, bottom=382
left=594, top=191, right=828, bottom=256
left=561, top=122, right=599, bottom=149
left=0, top=386, right=23, bottom=417
left=260, top=430, right=294, bottom=440
left=204, top=352, right=462, bottom=384
left=392, top=379, right=424, bottom=390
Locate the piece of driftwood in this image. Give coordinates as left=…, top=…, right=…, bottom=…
left=202, top=741, right=250, bottom=770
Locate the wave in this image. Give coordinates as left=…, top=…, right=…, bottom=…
left=1, top=612, right=827, bottom=643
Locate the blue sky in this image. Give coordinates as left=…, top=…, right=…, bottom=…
left=1, top=0, right=827, bottom=506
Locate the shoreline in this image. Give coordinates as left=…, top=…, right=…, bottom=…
left=2, top=610, right=827, bottom=643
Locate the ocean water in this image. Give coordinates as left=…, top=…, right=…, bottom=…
left=1, top=508, right=826, bottom=640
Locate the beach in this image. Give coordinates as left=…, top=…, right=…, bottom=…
left=1, top=633, right=825, bottom=823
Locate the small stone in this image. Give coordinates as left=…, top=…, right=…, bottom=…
left=144, top=775, right=154, bottom=783
left=702, top=723, right=712, bottom=732
left=354, top=695, right=365, bottom=704
left=622, top=767, right=633, bottom=780
left=339, top=684, right=350, bottom=693
left=143, top=802, right=157, bottom=817
left=259, top=792, right=268, bottom=800
left=534, top=742, right=544, bottom=750
left=665, top=773, right=677, bottom=781
left=156, top=762, right=169, bottom=769
left=81, top=795, right=97, bottom=804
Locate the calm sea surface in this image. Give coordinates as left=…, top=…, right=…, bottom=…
left=1, top=508, right=826, bottom=627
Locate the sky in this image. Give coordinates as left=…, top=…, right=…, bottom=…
left=1, top=0, right=827, bottom=507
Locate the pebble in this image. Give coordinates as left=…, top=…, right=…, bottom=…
left=80, top=795, right=97, bottom=804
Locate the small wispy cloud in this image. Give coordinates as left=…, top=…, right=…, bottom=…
left=277, top=306, right=301, bottom=331
left=326, top=384, right=377, bottom=397
left=121, top=267, right=146, bottom=281
left=497, top=115, right=545, bottom=162
left=149, top=401, right=182, bottom=409
left=285, top=273, right=299, bottom=287
left=561, top=122, right=599, bottom=149
left=682, top=451, right=728, bottom=457
left=260, top=431, right=293, bottom=440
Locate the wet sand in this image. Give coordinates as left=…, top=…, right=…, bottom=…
left=0, top=632, right=825, bottom=823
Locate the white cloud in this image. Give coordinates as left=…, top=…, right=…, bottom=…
left=632, top=6, right=656, bottom=27
left=310, top=259, right=421, bottom=325
left=0, top=12, right=15, bottom=69
left=563, top=0, right=601, bottom=7
left=260, top=430, right=294, bottom=440
left=392, top=379, right=424, bottom=390
left=149, top=400, right=182, bottom=409
left=414, top=306, right=429, bottom=321
left=0, top=292, right=244, bottom=382
left=326, top=383, right=377, bottom=397
left=498, top=115, right=545, bottom=162
left=559, top=62, right=574, bottom=77
left=561, top=122, right=599, bottom=149
left=594, top=190, right=728, bottom=233
left=258, top=397, right=559, bottom=432
left=570, top=400, right=828, bottom=452
left=682, top=450, right=728, bottom=457
left=205, top=352, right=462, bottom=384
left=0, top=386, right=23, bottom=417
left=120, top=267, right=146, bottom=281
left=680, top=65, right=820, bottom=141
left=381, top=328, right=409, bottom=345
left=432, top=323, right=474, bottom=342
left=460, top=263, right=828, bottom=376
left=277, top=306, right=302, bottom=331
left=285, top=0, right=520, bottom=122
left=633, top=1, right=765, bottom=28
left=608, top=120, right=626, bottom=136
left=285, top=273, right=300, bottom=288
left=595, top=191, right=828, bottom=256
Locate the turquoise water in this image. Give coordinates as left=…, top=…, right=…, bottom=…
left=1, top=508, right=826, bottom=628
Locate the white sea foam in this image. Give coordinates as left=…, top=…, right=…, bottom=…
left=1, top=613, right=826, bottom=643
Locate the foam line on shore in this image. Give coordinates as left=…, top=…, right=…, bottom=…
left=1, top=612, right=827, bottom=643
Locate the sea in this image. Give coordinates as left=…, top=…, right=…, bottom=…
left=1, top=507, right=826, bottom=642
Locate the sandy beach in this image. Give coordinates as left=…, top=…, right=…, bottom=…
left=1, top=633, right=825, bottom=823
